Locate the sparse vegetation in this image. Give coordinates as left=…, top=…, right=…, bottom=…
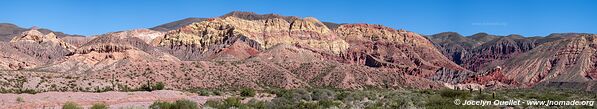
left=240, top=88, right=256, bottom=97
left=150, top=99, right=198, bottom=109
left=204, top=97, right=266, bottom=109
left=90, top=103, right=109, bottom=109
left=186, top=88, right=223, bottom=96
left=201, top=88, right=597, bottom=109
left=62, top=102, right=82, bottom=109
left=154, top=82, right=165, bottom=90
left=16, top=96, right=24, bottom=103
left=138, top=81, right=166, bottom=91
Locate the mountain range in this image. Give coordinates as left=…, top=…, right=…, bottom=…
left=0, top=11, right=595, bottom=92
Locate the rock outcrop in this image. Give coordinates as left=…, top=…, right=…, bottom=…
left=37, top=29, right=177, bottom=74
left=335, top=24, right=470, bottom=80
left=430, top=33, right=541, bottom=72
left=10, top=29, right=77, bottom=51
left=152, top=16, right=349, bottom=60
left=494, top=34, right=597, bottom=87
left=463, top=35, right=537, bottom=71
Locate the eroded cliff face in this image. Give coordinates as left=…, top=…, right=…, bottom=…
left=494, top=35, right=597, bottom=87
left=152, top=16, right=349, bottom=60
left=0, top=29, right=76, bottom=70
left=0, top=42, right=43, bottom=70
left=37, top=29, right=179, bottom=74
left=335, top=24, right=469, bottom=79
left=463, top=36, right=537, bottom=72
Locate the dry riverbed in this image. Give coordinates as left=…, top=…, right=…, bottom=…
left=0, top=90, right=223, bottom=109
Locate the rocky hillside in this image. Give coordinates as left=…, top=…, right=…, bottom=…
left=493, top=35, right=597, bottom=87
left=0, top=12, right=476, bottom=92
left=429, top=33, right=568, bottom=72
left=428, top=32, right=483, bottom=65
left=429, top=32, right=597, bottom=91
left=3, top=11, right=593, bottom=93
left=151, top=15, right=349, bottom=60
left=0, top=29, right=77, bottom=70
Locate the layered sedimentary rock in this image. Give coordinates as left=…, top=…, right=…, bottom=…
left=152, top=16, right=349, bottom=60
left=335, top=24, right=470, bottom=80
left=430, top=33, right=542, bottom=72
left=11, top=12, right=583, bottom=92
left=60, top=36, right=93, bottom=47
left=0, top=42, right=43, bottom=70
left=37, top=29, right=178, bottom=74
left=10, top=29, right=77, bottom=51
left=494, top=35, right=597, bottom=87
left=95, top=29, right=164, bottom=44
left=0, top=12, right=464, bottom=92
left=0, top=29, right=76, bottom=70
left=463, top=35, right=537, bottom=71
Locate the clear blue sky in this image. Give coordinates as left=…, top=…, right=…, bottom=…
left=1, top=0, right=595, bottom=36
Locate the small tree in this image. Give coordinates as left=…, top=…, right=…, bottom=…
left=154, top=82, right=165, bottom=90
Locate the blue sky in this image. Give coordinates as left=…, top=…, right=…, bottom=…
left=0, top=0, right=595, bottom=36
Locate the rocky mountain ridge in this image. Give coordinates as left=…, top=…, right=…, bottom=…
left=429, top=32, right=597, bottom=91
left=0, top=11, right=595, bottom=92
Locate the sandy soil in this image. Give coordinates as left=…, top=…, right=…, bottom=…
left=0, top=90, right=222, bottom=109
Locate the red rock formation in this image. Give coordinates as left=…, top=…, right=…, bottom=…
left=0, top=12, right=540, bottom=92
left=335, top=24, right=469, bottom=79
left=463, top=66, right=516, bottom=85
left=493, top=34, right=597, bottom=87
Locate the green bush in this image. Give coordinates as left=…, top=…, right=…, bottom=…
left=312, top=89, right=335, bottom=101
left=272, top=89, right=293, bottom=98
left=247, top=99, right=266, bottom=109
left=240, top=88, right=256, bottom=97
left=297, top=101, right=319, bottom=109
left=139, top=84, right=153, bottom=92
left=62, top=102, right=82, bottom=109
left=150, top=99, right=197, bottom=109
left=205, top=97, right=247, bottom=109
left=154, top=82, right=165, bottom=90
left=91, top=103, right=109, bottom=109
left=150, top=101, right=173, bottom=109
left=425, top=95, right=459, bottom=109
left=198, top=90, right=210, bottom=96
left=318, top=99, right=340, bottom=108
left=139, top=82, right=166, bottom=91
left=173, top=99, right=198, bottom=109
left=267, top=97, right=296, bottom=109
left=225, top=97, right=245, bottom=108
left=212, top=90, right=221, bottom=96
